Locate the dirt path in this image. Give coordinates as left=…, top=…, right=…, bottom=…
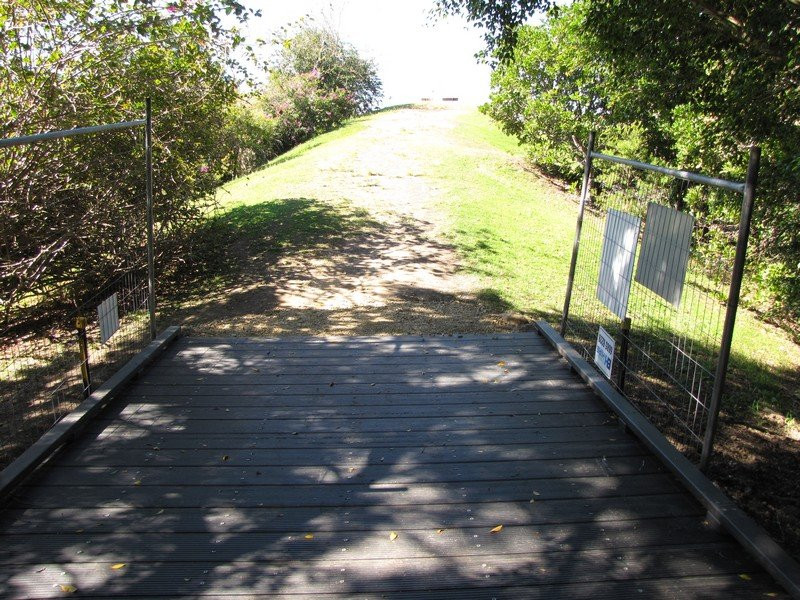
left=166, top=105, right=525, bottom=337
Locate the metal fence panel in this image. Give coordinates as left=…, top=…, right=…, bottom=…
left=560, top=138, right=758, bottom=466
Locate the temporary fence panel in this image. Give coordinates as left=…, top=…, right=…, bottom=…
left=560, top=133, right=759, bottom=469
left=0, top=101, right=156, bottom=469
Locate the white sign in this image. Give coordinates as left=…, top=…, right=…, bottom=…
left=97, top=292, right=120, bottom=344
left=594, top=326, right=615, bottom=379
left=597, top=209, right=641, bottom=320
left=635, top=202, right=694, bottom=308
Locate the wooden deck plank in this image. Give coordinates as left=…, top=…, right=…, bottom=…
left=81, top=425, right=632, bottom=446
left=8, top=489, right=692, bottom=526
left=56, top=440, right=647, bottom=467
left=0, top=517, right=732, bottom=565
left=0, top=334, right=787, bottom=599
left=102, top=398, right=607, bottom=420
left=0, top=545, right=773, bottom=598
left=29, top=455, right=664, bottom=487
left=118, top=388, right=594, bottom=405
left=13, top=473, right=684, bottom=508
left=0, top=494, right=704, bottom=534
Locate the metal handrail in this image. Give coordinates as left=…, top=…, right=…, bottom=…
left=0, top=120, right=146, bottom=149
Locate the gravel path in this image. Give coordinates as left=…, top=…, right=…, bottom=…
left=166, top=105, right=527, bottom=337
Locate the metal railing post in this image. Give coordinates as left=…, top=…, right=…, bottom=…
left=616, top=317, right=632, bottom=392
left=700, top=146, right=760, bottom=470
left=145, top=97, right=157, bottom=340
left=560, top=131, right=595, bottom=336
left=75, top=316, right=92, bottom=398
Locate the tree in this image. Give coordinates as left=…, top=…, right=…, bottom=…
left=273, top=26, right=383, bottom=116
left=433, top=0, right=552, bottom=62
left=442, top=0, right=800, bottom=323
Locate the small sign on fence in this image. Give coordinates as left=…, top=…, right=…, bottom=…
left=594, top=326, right=615, bottom=379
left=97, top=293, right=120, bottom=344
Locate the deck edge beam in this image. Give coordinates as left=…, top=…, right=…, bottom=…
left=0, top=325, right=181, bottom=503
left=535, top=320, right=800, bottom=599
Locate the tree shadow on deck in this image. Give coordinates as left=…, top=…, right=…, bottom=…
left=0, top=334, right=784, bottom=597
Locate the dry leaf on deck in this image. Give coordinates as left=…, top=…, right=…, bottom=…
left=490, top=525, right=503, bottom=534
left=389, top=531, right=398, bottom=541
left=436, top=529, right=445, bottom=534
left=111, top=563, right=126, bottom=570
left=497, top=361, right=506, bottom=367
left=59, top=584, right=77, bottom=593
left=304, top=533, right=314, bottom=540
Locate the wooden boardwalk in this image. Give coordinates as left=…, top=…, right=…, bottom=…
left=0, top=333, right=788, bottom=598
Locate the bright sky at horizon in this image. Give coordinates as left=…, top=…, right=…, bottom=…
left=243, top=0, right=493, bottom=107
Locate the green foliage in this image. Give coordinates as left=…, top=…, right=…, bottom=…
left=473, top=0, right=800, bottom=329
left=432, top=0, right=552, bottom=62
left=0, top=0, right=256, bottom=330
left=481, top=6, right=610, bottom=179
left=219, top=25, right=382, bottom=178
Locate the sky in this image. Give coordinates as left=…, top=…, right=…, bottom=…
left=243, top=0, right=493, bottom=107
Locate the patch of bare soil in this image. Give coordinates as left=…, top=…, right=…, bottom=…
left=710, top=419, right=800, bottom=562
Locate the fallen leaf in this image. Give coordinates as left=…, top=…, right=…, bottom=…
left=348, top=467, right=355, bottom=473
left=436, top=529, right=445, bottom=534
left=156, top=509, right=164, bottom=515
left=221, top=455, right=230, bottom=461
left=739, top=574, right=752, bottom=581
left=389, top=531, right=398, bottom=541
left=490, top=525, right=503, bottom=534
left=111, top=563, right=126, bottom=570
left=497, top=361, right=506, bottom=367
left=59, top=584, right=77, bottom=593
left=304, top=533, right=314, bottom=540
left=133, top=480, right=142, bottom=486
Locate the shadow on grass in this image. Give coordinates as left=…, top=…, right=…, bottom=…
left=167, top=198, right=380, bottom=303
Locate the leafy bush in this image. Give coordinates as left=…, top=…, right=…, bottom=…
left=219, top=25, right=382, bottom=178
left=0, top=0, right=255, bottom=332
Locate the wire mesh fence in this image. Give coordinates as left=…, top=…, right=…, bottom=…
left=559, top=138, right=757, bottom=464
left=0, top=265, right=152, bottom=467
left=0, top=108, right=156, bottom=470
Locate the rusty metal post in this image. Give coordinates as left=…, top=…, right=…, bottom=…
left=75, top=316, right=92, bottom=398
left=700, top=146, right=761, bottom=471
left=560, top=132, right=595, bottom=337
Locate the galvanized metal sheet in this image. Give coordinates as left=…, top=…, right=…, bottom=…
left=97, top=293, right=119, bottom=344
left=597, top=209, right=641, bottom=320
left=635, top=203, right=695, bottom=308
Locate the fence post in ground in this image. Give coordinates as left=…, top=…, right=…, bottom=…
left=616, top=317, right=632, bottom=392
left=700, top=146, right=761, bottom=471
left=560, top=131, right=595, bottom=337
left=145, top=97, right=157, bottom=340
left=75, top=316, right=92, bottom=398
